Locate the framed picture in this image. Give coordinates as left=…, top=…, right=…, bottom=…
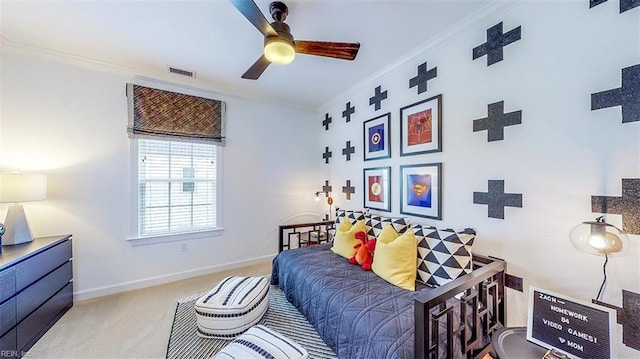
left=363, top=112, right=391, bottom=161
left=399, top=163, right=442, bottom=219
left=363, top=166, right=391, bottom=212
left=400, top=94, right=442, bottom=156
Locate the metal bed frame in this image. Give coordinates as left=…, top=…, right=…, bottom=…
left=278, top=221, right=506, bottom=359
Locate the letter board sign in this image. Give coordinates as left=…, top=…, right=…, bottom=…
left=527, top=286, right=616, bottom=359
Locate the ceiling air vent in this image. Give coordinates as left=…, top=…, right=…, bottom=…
left=168, top=66, right=196, bottom=78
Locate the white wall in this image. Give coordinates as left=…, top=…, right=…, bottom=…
left=0, top=50, right=322, bottom=300
left=0, top=0, right=638, bottom=355
left=319, top=1, right=639, bottom=356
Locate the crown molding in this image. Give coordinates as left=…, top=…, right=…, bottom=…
left=318, top=0, right=524, bottom=112
left=0, top=34, right=315, bottom=112
left=0, top=34, right=140, bottom=76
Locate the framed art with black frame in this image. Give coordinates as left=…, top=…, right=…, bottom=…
left=363, top=166, right=391, bottom=212
left=399, top=163, right=442, bottom=219
left=400, top=94, right=442, bottom=156
left=363, top=112, right=391, bottom=161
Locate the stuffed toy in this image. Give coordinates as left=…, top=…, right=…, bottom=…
left=348, top=231, right=376, bottom=271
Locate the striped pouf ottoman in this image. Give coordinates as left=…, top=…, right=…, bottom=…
left=195, top=276, right=269, bottom=339
left=213, top=325, right=309, bottom=359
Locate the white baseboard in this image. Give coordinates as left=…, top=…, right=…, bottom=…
left=73, top=254, right=274, bottom=301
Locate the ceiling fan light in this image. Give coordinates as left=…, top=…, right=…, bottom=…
left=264, top=37, right=295, bottom=65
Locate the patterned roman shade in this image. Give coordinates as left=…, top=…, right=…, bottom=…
left=126, top=83, right=226, bottom=145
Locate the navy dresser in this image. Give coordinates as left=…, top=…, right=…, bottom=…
left=0, top=235, right=73, bottom=358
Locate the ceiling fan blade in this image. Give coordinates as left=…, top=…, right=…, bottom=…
left=242, top=55, right=271, bottom=80
left=228, top=0, right=277, bottom=38
left=294, top=41, right=360, bottom=61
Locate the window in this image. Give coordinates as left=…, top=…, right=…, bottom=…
left=136, top=139, right=218, bottom=237
left=125, top=83, right=225, bottom=241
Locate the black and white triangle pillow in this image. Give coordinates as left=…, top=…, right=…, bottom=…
left=364, top=215, right=411, bottom=238
left=412, top=225, right=476, bottom=287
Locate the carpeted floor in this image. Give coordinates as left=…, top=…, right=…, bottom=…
left=166, top=286, right=336, bottom=359
left=26, top=262, right=273, bottom=359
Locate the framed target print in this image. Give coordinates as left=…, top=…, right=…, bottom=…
left=363, top=166, right=391, bottom=212
left=400, top=94, right=442, bottom=156
left=363, top=112, right=391, bottom=161
left=400, top=162, right=442, bottom=219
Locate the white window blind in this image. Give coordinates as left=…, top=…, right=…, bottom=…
left=137, top=139, right=217, bottom=237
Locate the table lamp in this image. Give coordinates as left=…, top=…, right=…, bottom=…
left=569, top=216, right=629, bottom=301
left=0, top=173, right=47, bottom=245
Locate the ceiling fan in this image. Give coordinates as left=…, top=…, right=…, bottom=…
left=228, top=0, right=360, bottom=80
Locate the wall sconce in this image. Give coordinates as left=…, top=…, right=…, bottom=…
left=0, top=172, right=48, bottom=245
left=314, top=191, right=333, bottom=221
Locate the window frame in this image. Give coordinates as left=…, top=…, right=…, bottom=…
left=127, top=138, right=224, bottom=245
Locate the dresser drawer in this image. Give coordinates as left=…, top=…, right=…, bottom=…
left=0, top=327, right=17, bottom=357
left=15, top=239, right=71, bottom=292
left=17, top=282, right=73, bottom=352
left=0, top=236, right=73, bottom=356
left=0, top=297, right=16, bottom=337
left=0, top=266, right=16, bottom=304
left=16, top=261, right=72, bottom=323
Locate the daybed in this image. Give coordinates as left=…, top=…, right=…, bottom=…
left=272, top=212, right=506, bottom=359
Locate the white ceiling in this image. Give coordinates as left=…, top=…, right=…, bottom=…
left=1, top=0, right=496, bottom=109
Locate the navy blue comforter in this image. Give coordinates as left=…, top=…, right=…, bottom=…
left=271, top=243, right=429, bottom=359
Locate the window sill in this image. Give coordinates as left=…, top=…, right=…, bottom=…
left=127, top=228, right=224, bottom=246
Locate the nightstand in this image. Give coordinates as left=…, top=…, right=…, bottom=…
left=492, top=327, right=548, bottom=359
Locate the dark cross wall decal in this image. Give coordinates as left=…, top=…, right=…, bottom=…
left=342, top=102, right=355, bottom=122
left=342, top=180, right=355, bottom=200
left=473, top=22, right=521, bottom=66
left=322, top=180, right=332, bottom=197
left=473, top=101, right=522, bottom=141
left=322, top=146, right=332, bottom=164
left=473, top=180, right=523, bottom=219
left=593, top=0, right=640, bottom=12
left=591, top=64, right=640, bottom=123
left=322, top=113, right=332, bottom=130
left=591, top=178, right=640, bottom=235
left=620, top=0, right=640, bottom=12
left=342, top=141, right=355, bottom=161
left=622, top=289, right=640, bottom=350
left=369, top=86, right=388, bottom=111
left=409, top=62, right=437, bottom=95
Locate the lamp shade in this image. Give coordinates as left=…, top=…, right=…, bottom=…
left=0, top=173, right=47, bottom=203
left=569, top=219, right=629, bottom=256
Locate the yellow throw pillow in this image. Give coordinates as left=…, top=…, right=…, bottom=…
left=376, top=223, right=400, bottom=244
left=372, top=228, right=417, bottom=291
left=331, top=220, right=365, bottom=259
left=337, top=217, right=353, bottom=232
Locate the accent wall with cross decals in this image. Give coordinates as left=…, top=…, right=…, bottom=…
left=318, top=2, right=638, bottom=355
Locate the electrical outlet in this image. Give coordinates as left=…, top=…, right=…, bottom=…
left=180, top=243, right=188, bottom=252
